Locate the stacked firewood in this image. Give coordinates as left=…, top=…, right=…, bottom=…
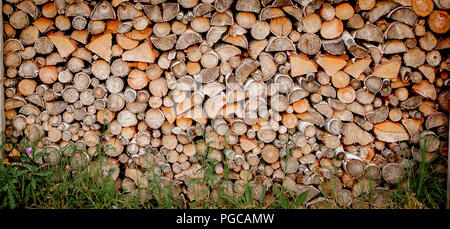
left=2, top=0, right=449, bottom=208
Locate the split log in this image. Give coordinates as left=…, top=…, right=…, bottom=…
left=373, top=121, right=410, bottom=143
left=48, top=32, right=77, bottom=58
left=412, top=0, right=435, bottom=17
left=342, top=122, right=375, bottom=146
left=122, top=39, right=158, bottom=63
left=289, top=54, right=318, bottom=77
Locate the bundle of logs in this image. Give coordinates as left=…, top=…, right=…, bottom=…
left=2, top=0, right=449, bottom=208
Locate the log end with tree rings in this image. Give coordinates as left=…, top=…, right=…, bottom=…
left=382, top=163, right=404, bottom=185
left=344, top=154, right=365, bottom=177
left=364, top=163, right=381, bottom=180
left=261, top=144, right=279, bottom=164
left=274, top=74, right=294, bottom=94
left=145, top=108, right=165, bottom=129
left=257, top=125, right=277, bottom=143
left=299, top=33, right=322, bottom=55
left=325, top=118, right=343, bottom=136
left=298, top=121, right=317, bottom=137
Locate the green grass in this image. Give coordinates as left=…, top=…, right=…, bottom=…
left=390, top=135, right=447, bottom=209
left=0, top=127, right=311, bottom=209
left=0, top=130, right=447, bottom=209
left=1, top=137, right=137, bottom=209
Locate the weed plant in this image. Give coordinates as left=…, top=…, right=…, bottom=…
left=0, top=128, right=446, bottom=209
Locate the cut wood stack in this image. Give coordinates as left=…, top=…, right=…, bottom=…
left=1, top=0, right=449, bottom=208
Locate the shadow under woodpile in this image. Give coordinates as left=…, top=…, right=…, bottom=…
left=0, top=0, right=448, bottom=209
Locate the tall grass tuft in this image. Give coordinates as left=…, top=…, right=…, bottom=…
left=0, top=129, right=447, bottom=209
left=391, top=134, right=447, bottom=209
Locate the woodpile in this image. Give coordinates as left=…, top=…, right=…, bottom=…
left=1, top=0, right=449, bottom=208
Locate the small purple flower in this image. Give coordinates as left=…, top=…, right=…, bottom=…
left=103, top=171, right=108, bottom=177
left=105, top=137, right=110, bottom=141
left=66, top=165, right=70, bottom=169
left=26, top=147, right=33, bottom=153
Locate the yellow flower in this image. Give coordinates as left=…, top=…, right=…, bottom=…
left=9, top=149, right=21, bottom=157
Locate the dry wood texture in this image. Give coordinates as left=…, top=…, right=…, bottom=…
left=1, top=0, right=449, bottom=207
